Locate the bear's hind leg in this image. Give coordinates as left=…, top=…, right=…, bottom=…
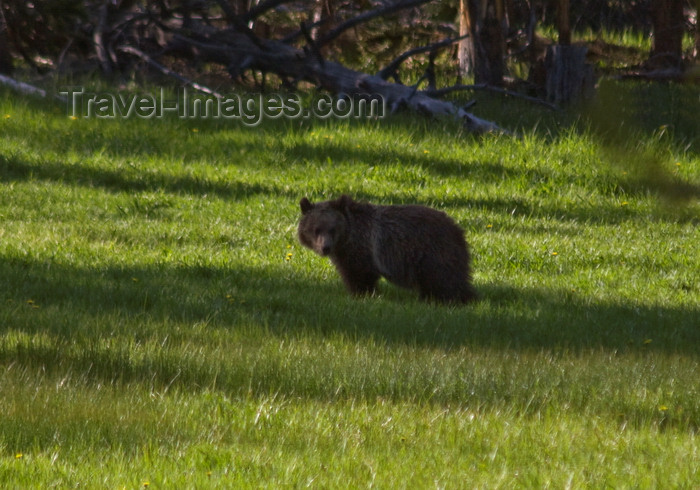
left=416, top=260, right=474, bottom=304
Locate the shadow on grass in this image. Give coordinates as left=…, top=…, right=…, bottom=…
left=6, top=151, right=695, bottom=227
left=0, top=152, right=299, bottom=201
left=2, top=256, right=698, bottom=356
left=2, top=251, right=699, bottom=447
left=3, top=93, right=699, bottom=227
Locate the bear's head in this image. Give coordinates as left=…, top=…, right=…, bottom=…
left=297, top=196, right=350, bottom=257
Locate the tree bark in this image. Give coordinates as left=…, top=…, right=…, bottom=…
left=0, top=4, right=13, bottom=75
left=458, top=0, right=476, bottom=77
left=544, top=44, right=593, bottom=105
left=312, top=0, right=334, bottom=45
left=556, top=0, right=570, bottom=46
left=172, top=27, right=508, bottom=134
left=458, top=0, right=505, bottom=85
left=695, top=0, right=700, bottom=60
left=650, top=0, right=684, bottom=68
left=0, top=73, right=67, bottom=102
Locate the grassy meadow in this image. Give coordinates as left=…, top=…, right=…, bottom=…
left=1, top=81, right=699, bottom=487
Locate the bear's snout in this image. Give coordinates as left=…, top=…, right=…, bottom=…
left=314, top=235, right=333, bottom=256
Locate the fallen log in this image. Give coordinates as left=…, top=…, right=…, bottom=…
left=164, top=27, right=510, bottom=134
left=424, top=83, right=559, bottom=110
left=0, top=74, right=67, bottom=103
left=118, top=46, right=224, bottom=98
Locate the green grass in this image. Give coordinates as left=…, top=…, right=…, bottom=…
left=1, top=82, right=699, bottom=487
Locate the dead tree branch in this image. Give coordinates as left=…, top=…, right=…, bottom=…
left=425, top=83, right=559, bottom=110
left=0, top=74, right=67, bottom=103
left=170, top=27, right=510, bottom=134
left=378, top=34, right=470, bottom=82
left=117, top=45, right=225, bottom=98
left=316, top=0, right=434, bottom=48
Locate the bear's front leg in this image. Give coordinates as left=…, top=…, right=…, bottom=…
left=332, top=261, right=380, bottom=296
left=343, top=274, right=380, bottom=296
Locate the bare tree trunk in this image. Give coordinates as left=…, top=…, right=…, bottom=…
left=458, top=0, right=475, bottom=77
left=458, top=0, right=505, bottom=86
left=233, top=0, right=249, bottom=15
left=650, top=0, right=684, bottom=68
left=542, top=0, right=594, bottom=105
left=556, top=0, right=570, bottom=46
left=170, top=28, right=508, bottom=134
left=503, top=0, right=515, bottom=32
left=0, top=73, right=67, bottom=102
left=544, top=45, right=593, bottom=104
left=695, top=0, right=700, bottom=60
left=93, top=1, right=113, bottom=75
left=693, top=0, right=700, bottom=60
left=0, top=1, right=14, bottom=75
left=312, top=0, right=334, bottom=44
left=482, top=0, right=505, bottom=85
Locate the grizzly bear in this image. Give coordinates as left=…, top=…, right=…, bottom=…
left=297, top=195, right=476, bottom=304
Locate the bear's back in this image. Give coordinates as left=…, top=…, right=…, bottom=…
left=368, top=204, right=469, bottom=289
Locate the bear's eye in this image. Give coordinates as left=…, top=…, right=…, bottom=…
left=328, top=226, right=336, bottom=235
left=314, top=227, right=321, bottom=236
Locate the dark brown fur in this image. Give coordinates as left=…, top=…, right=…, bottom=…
left=297, top=195, right=476, bottom=304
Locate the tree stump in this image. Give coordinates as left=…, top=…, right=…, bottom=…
left=544, top=45, right=594, bottom=105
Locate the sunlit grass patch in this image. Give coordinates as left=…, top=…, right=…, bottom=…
left=0, top=83, right=699, bottom=486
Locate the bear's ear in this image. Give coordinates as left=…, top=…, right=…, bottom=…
left=300, top=197, right=314, bottom=214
